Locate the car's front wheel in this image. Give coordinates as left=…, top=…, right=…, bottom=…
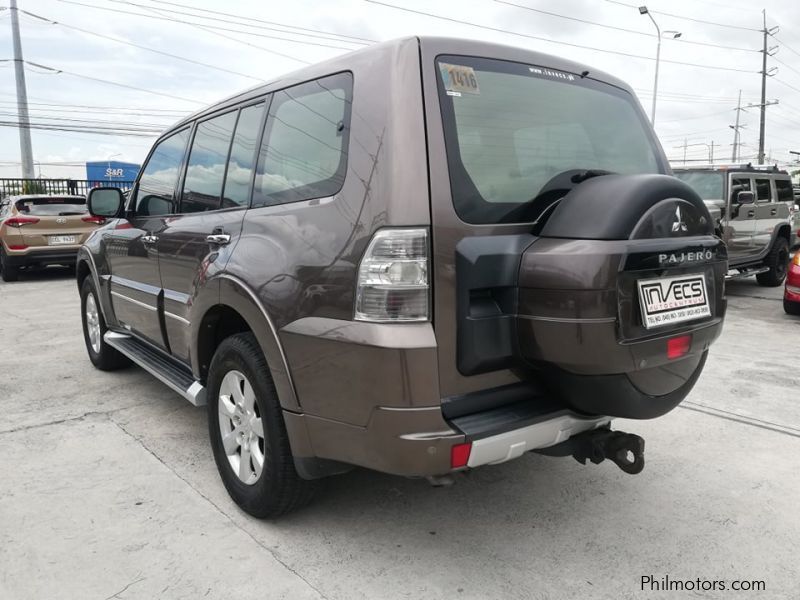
left=80, top=277, right=130, bottom=370
left=756, top=236, right=789, bottom=287
left=784, top=299, right=800, bottom=315
left=207, top=332, right=317, bottom=518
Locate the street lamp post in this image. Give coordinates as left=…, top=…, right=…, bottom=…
left=639, top=6, right=681, bottom=126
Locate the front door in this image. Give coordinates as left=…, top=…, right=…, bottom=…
left=158, top=101, right=266, bottom=363
left=723, top=175, right=757, bottom=261
left=106, top=128, right=190, bottom=348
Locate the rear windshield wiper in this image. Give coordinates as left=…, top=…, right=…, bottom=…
left=570, top=169, right=615, bottom=184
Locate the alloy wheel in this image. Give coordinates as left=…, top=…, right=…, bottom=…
left=217, top=370, right=265, bottom=485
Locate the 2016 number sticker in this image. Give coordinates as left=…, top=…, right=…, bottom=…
left=440, top=63, right=480, bottom=95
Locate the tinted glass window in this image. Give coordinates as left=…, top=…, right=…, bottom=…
left=755, top=178, right=771, bottom=202
left=436, top=56, right=661, bottom=224
left=730, top=177, right=751, bottom=202
left=135, top=129, right=190, bottom=216
left=252, top=72, right=352, bottom=207
left=15, top=197, right=87, bottom=216
left=776, top=178, right=793, bottom=203
left=673, top=171, right=723, bottom=200
left=222, top=102, right=265, bottom=208
left=182, top=111, right=238, bottom=213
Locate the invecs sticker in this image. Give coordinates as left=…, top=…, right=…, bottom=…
left=440, top=63, right=480, bottom=95
left=528, top=66, right=576, bottom=81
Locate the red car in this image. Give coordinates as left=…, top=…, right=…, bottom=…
left=784, top=252, right=800, bottom=314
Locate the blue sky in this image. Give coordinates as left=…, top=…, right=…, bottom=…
left=0, top=0, right=798, bottom=178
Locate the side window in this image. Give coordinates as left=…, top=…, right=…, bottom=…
left=135, top=129, right=190, bottom=217
left=776, top=178, right=794, bottom=203
left=222, top=102, right=265, bottom=208
left=730, top=177, right=751, bottom=203
left=181, top=111, right=238, bottom=214
left=755, top=178, right=772, bottom=203
left=252, top=72, right=352, bottom=208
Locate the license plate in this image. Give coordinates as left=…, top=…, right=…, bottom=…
left=637, top=273, right=711, bottom=329
left=47, top=235, right=76, bottom=245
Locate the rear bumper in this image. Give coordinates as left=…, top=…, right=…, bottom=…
left=2, top=246, right=79, bottom=266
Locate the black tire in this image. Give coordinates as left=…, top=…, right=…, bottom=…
left=0, top=249, right=19, bottom=282
left=784, top=299, right=800, bottom=315
left=756, top=236, right=790, bottom=287
left=80, top=277, right=130, bottom=370
left=207, top=332, right=317, bottom=518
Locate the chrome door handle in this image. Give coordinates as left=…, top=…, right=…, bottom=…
left=142, top=235, right=159, bottom=244
left=206, top=234, right=231, bottom=246
left=747, top=210, right=755, bottom=217
left=770, top=208, right=778, bottom=215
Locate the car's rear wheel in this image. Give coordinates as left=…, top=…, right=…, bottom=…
left=784, top=299, right=800, bottom=315
left=0, top=249, right=19, bottom=282
left=756, top=237, right=789, bottom=287
left=80, top=277, right=130, bottom=370
left=207, top=332, right=317, bottom=518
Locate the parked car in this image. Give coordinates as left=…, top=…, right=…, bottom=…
left=783, top=253, right=800, bottom=314
left=0, top=194, right=105, bottom=282
left=673, top=164, right=793, bottom=286
left=76, top=37, right=727, bottom=517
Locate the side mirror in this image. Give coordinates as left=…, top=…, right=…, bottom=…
left=736, top=190, right=755, bottom=205
left=87, top=187, right=125, bottom=218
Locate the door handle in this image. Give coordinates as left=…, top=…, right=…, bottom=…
left=770, top=208, right=778, bottom=215
left=206, top=233, right=231, bottom=246
left=142, top=235, right=159, bottom=244
left=747, top=210, right=755, bottom=218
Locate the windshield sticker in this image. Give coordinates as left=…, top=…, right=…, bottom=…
left=440, top=63, right=480, bottom=95
left=529, top=66, right=576, bottom=81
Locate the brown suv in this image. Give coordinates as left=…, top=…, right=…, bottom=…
left=77, top=37, right=727, bottom=517
left=0, top=194, right=105, bottom=282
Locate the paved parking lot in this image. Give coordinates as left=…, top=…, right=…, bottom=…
left=1, top=268, right=798, bottom=599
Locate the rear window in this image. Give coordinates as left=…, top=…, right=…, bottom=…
left=15, top=197, right=87, bottom=216
left=436, top=56, right=662, bottom=224
left=673, top=171, right=724, bottom=200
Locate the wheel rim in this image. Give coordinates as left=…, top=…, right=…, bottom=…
left=85, top=293, right=102, bottom=354
left=218, top=370, right=265, bottom=485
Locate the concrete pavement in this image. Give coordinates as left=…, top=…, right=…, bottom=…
left=1, top=268, right=798, bottom=599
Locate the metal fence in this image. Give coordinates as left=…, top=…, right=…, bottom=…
left=0, top=178, right=135, bottom=198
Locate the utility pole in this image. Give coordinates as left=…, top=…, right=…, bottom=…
left=710, top=140, right=715, bottom=164
left=682, top=138, right=687, bottom=164
left=9, top=0, right=34, bottom=179
left=758, top=10, right=779, bottom=165
left=731, top=90, right=744, bottom=162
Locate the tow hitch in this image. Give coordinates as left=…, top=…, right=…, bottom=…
left=536, top=426, right=646, bottom=474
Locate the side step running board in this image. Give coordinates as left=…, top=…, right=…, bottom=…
left=725, top=266, right=769, bottom=280
left=104, top=331, right=207, bottom=406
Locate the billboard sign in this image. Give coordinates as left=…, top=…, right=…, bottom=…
left=85, top=160, right=140, bottom=183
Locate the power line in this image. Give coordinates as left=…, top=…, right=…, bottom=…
left=364, top=1, right=758, bottom=73
left=603, top=0, right=761, bottom=32
left=56, top=0, right=360, bottom=51
left=126, top=0, right=377, bottom=44
left=658, top=109, right=733, bottom=124
left=0, top=120, right=159, bottom=136
left=19, top=9, right=265, bottom=82
left=496, top=0, right=759, bottom=53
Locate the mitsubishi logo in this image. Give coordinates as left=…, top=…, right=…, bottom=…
left=672, top=206, right=688, bottom=233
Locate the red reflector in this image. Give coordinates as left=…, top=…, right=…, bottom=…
left=667, top=335, right=692, bottom=360
left=82, top=215, right=106, bottom=224
left=8, top=244, right=28, bottom=250
left=450, top=442, right=472, bottom=469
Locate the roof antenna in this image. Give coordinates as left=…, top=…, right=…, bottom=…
left=580, top=70, right=590, bottom=78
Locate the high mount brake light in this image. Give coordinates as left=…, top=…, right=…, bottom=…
left=4, top=216, right=40, bottom=227
left=355, top=228, right=429, bottom=322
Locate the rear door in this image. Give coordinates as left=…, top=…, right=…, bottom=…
left=105, top=128, right=190, bottom=348
left=724, top=175, right=757, bottom=259
left=14, top=196, right=97, bottom=250
left=157, top=100, right=266, bottom=362
left=753, top=176, right=778, bottom=254
left=420, top=42, right=666, bottom=397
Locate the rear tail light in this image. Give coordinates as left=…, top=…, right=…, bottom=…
left=355, top=228, right=429, bottom=322
left=82, top=215, right=106, bottom=224
left=793, top=252, right=800, bottom=266
left=450, top=442, right=472, bottom=469
left=667, top=335, right=692, bottom=360
left=4, top=216, right=40, bottom=227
